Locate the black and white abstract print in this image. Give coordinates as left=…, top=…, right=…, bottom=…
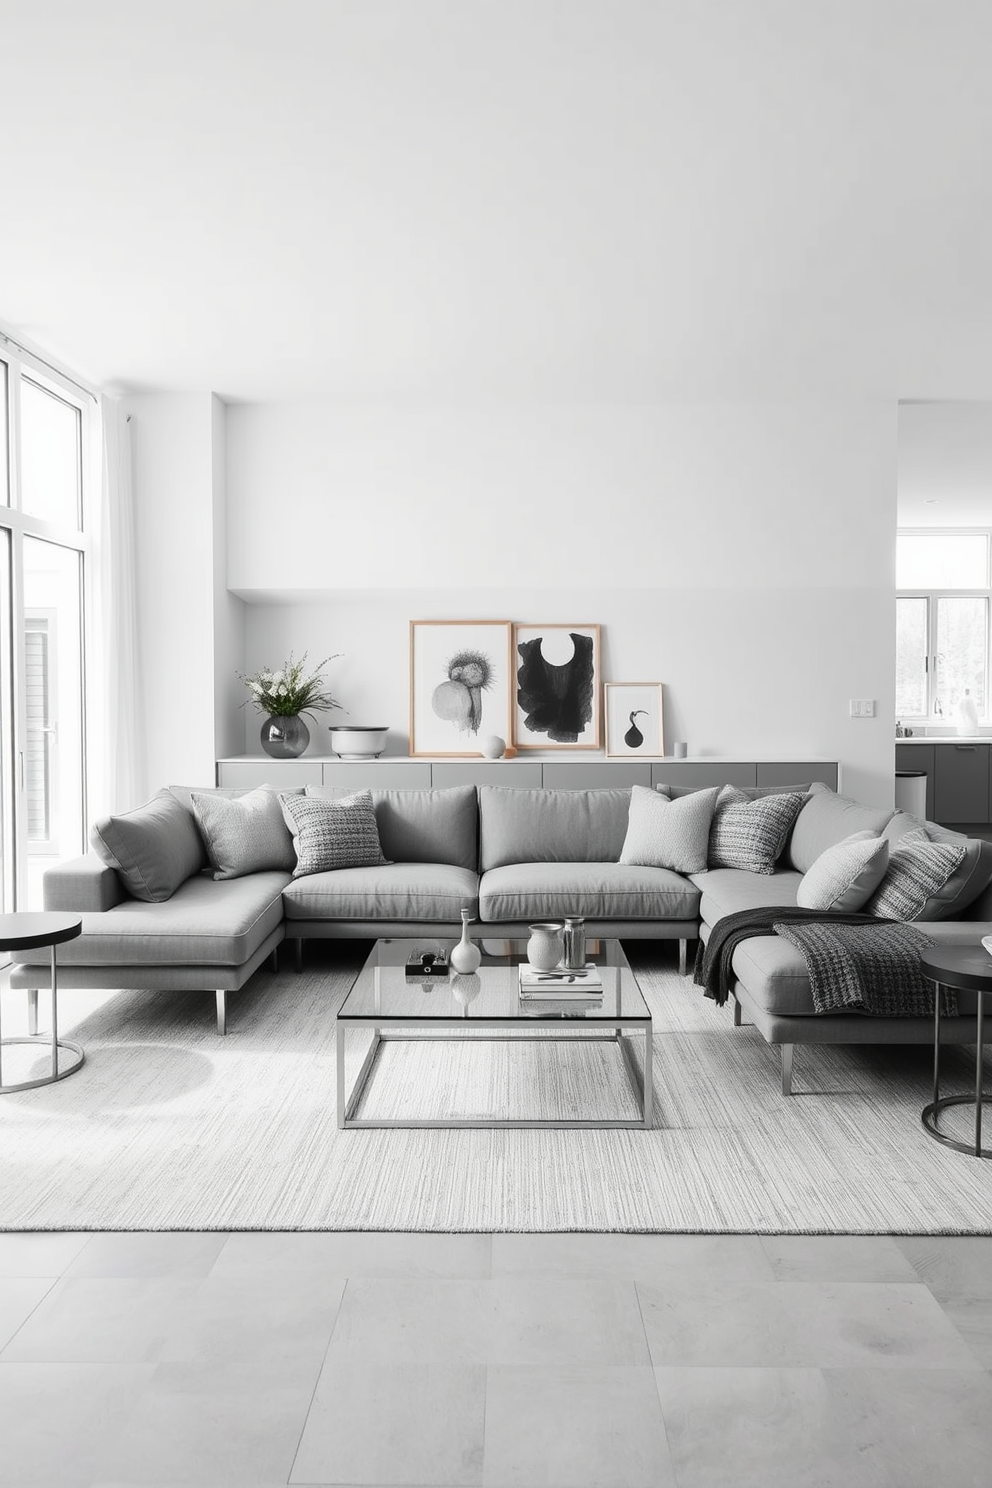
left=513, top=625, right=601, bottom=749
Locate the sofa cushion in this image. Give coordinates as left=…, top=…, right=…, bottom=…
left=282, top=863, right=478, bottom=921
left=691, top=867, right=804, bottom=926
left=479, top=861, right=700, bottom=922
left=281, top=790, right=389, bottom=876
left=11, top=871, right=289, bottom=967
left=787, top=784, right=894, bottom=872
left=191, top=787, right=297, bottom=879
left=882, top=817, right=992, bottom=920
left=90, top=789, right=206, bottom=903
left=708, top=787, right=807, bottom=874
left=479, top=787, right=630, bottom=871
left=865, top=829, right=968, bottom=922
left=619, top=785, right=719, bottom=873
left=795, top=832, right=890, bottom=913
left=729, top=935, right=820, bottom=1017
left=307, top=784, right=477, bottom=871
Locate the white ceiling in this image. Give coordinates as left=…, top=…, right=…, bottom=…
left=2, top=0, right=992, bottom=402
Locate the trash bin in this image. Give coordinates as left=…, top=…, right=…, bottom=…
left=895, top=771, right=927, bottom=818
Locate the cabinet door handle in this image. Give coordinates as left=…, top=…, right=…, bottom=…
left=954, top=745, right=977, bottom=752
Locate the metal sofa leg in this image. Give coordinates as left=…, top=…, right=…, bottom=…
left=27, top=988, right=39, bottom=1037
left=733, top=997, right=742, bottom=1027
left=294, top=939, right=303, bottom=974
left=781, top=1043, right=794, bottom=1096
left=216, top=990, right=227, bottom=1036
left=678, top=938, right=688, bottom=977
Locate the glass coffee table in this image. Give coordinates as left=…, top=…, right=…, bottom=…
left=336, top=937, right=653, bottom=1130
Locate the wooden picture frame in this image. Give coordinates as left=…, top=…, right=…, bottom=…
left=605, top=683, right=665, bottom=758
left=512, top=623, right=602, bottom=750
left=409, top=620, right=514, bottom=757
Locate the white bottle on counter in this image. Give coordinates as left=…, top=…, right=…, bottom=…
left=956, top=689, right=980, bottom=736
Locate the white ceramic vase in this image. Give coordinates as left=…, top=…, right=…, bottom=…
left=527, top=922, right=564, bottom=971
left=451, top=909, right=482, bottom=974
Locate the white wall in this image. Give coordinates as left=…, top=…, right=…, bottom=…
left=228, top=402, right=898, bottom=807
left=211, top=393, right=246, bottom=760
left=898, top=401, right=992, bottom=527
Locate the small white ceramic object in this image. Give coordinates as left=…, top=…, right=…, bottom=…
left=982, top=935, right=992, bottom=959
left=527, top=922, right=564, bottom=971
left=451, top=908, right=482, bottom=973
left=451, top=972, right=482, bottom=1009
left=481, top=735, right=506, bottom=759
left=328, top=725, right=389, bottom=759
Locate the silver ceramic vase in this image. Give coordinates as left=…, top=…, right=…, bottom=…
left=260, top=714, right=310, bottom=759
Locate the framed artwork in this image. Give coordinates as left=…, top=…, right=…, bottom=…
left=604, top=683, right=665, bottom=758
left=409, top=620, right=513, bottom=756
left=512, top=624, right=602, bottom=750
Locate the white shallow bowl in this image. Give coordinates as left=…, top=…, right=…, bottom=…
left=983, top=935, right=992, bottom=958
left=328, top=726, right=389, bottom=759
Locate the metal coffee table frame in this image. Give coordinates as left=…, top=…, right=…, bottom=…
left=336, top=940, right=653, bottom=1131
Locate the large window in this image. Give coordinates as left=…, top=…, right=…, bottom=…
left=896, top=531, right=991, bottom=724
left=0, top=341, right=92, bottom=912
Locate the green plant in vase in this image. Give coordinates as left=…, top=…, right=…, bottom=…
left=241, top=652, right=343, bottom=759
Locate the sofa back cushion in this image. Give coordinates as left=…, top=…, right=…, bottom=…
left=787, top=783, right=893, bottom=873
left=307, top=784, right=477, bottom=871
left=479, top=786, right=631, bottom=871
left=90, top=788, right=206, bottom=902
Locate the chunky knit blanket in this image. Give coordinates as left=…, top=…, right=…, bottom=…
left=694, top=905, right=951, bottom=1016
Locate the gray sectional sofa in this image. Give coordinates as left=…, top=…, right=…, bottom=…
left=10, top=780, right=992, bottom=1093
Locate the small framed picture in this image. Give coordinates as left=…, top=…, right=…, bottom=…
left=604, top=683, right=665, bottom=758
left=512, top=624, right=602, bottom=750
left=409, top=620, right=513, bottom=756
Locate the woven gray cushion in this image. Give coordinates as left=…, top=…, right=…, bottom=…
left=795, top=831, right=890, bottom=913
left=708, top=786, right=807, bottom=875
left=280, top=790, right=390, bottom=877
left=619, top=784, right=719, bottom=873
left=191, top=787, right=297, bottom=880
left=866, top=828, right=968, bottom=922
left=89, top=789, right=205, bottom=903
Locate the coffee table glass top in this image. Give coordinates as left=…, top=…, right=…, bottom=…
left=338, top=937, right=651, bottom=1023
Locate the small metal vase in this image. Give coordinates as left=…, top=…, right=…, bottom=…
left=260, top=714, right=310, bottom=759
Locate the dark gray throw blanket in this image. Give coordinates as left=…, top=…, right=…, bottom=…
left=694, top=906, right=952, bottom=1017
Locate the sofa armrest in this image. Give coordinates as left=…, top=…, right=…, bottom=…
left=43, top=854, right=125, bottom=912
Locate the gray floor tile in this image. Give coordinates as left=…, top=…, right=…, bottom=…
left=66, top=1232, right=229, bottom=1278
left=158, top=1271, right=346, bottom=1370
left=940, top=1298, right=992, bottom=1367
left=484, top=1365, right=675, bottom=1487
left=895, top=1236, right=992, bottom=1300
left=212, top=1229, right=492, bottom=1279
left=326, top=1278, right=493, bottom=1364
left=492, top=1231, right=774, bottom=1283
left=0, top=1361, right=155, bottom=1483
left=0, top=1232, right=89, bottom=1277
left=1, top=1277, right=202, bottom=1363
left=638, top=1279, right=981, bottom=1368
left=0, top=1277, right=56, bottom=1352
left=290, top=1359, right=486, bottom=1486
left=102, top=1357, right=323, bottom=1484
left=823, top=1367, right=992, bottom=1487
left=759, top=1235, right=921, bottom=1282
left=488, top=1277, right=651, bottom=1366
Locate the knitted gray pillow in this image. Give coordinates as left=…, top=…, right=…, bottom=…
left=191, top=787, right=297, bottom=880
left=865, top=829, right=967, bottom=922
left=620, top=785, right=720, bottom=873
left=708, top=786, right=807, bottom=875
left=280, top=790, right=390, bottom=877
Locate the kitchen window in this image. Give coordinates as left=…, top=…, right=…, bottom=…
left=896, top=531, right=991, bottom=724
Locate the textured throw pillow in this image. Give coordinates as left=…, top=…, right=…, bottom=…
left=796, top=831, right=890, bottom=912
left=190, top=788, right=297, bottom=880
left=280, top=790, right=390, bottom=877
left=708, top=786, right=807, bottom=875
left=865, top=828, right=968, bottom=922
left=619, top=785, right=720, bottom=873
left=90, top=789, right=205, bottom=903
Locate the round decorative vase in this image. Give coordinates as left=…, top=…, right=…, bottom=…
left=451, top=972, right=482, bottom=1010
left=527, top=922, right=564, bottom=971
left=451, top=909, right=482, bottom=974
left=260, top=714, right=310, bottom=759
left=481, top=735, right=506, bottom=760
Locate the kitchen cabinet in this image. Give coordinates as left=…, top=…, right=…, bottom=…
left=933, top=743, right=991, bottom=825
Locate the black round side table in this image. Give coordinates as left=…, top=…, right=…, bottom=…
left=0, top=912, right=84, bottom=1094
left=920, top=946, right=992, bottom=1159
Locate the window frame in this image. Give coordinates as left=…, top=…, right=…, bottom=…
left=896, top=528, right=992, bottom=724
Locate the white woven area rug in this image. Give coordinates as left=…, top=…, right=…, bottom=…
left=1, top=944, right=991, bottom=1233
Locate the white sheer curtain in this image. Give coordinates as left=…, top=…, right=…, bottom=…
left=95, top=397, right=142, bottom=813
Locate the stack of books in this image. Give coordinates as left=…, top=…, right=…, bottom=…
left=518, top=962, right=604, bottom=1015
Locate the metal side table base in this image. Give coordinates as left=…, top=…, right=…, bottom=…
left=921, top=949, right=992, bottom=1159
left=0, top=920, right=85, bottom=1095
left=0, top=1037, right=85, bottom=1094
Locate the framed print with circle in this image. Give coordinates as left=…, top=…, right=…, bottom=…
left=512, top=624, right=602, bottom=750
left=604, top=683, right=665, bottom=758
left=409, top=620, right=513, bottom=756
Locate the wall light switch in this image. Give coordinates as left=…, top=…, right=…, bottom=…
left=849, top=699, right=861, bottom=717
left=849, top=699, right=876, bottom=719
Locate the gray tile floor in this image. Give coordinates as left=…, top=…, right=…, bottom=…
left=0, top=1230, right=990, bottom=1486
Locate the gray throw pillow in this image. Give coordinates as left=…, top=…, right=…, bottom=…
left=620, top=785, right=720, bottom=873
left=90, top=789, right=205, bottom=903
left=796, top=831, right=890, bottom=912
left=866, top=828, right=969, bottom=922
left=708, top=786, right=807, bottom=875
left=190, top=787, right=297, bottom=880
left=280, top=789, right=390, bottom=877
